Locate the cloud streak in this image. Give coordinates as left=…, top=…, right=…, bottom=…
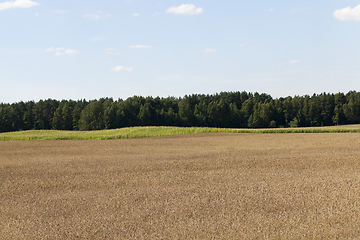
left=334, top=4, right=360, bottom=21
left=105, top=48, right=122, bottom=55
left=111, top=66, right=134, bottom=72
left=82, top=11, right=111, bottom=20
left=203, top=48, right=215, bottom=53
left=0, top=0, right=39, bottom=10
left=289, top=60, right=300, bottom=64
left=53, top=9, right=70, bottom=14
left=46, top=48, right=79, bottom=56
left=165, top=4, right=203, bottom=15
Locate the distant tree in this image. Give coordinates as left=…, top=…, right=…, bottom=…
left=104, top=101, right=118, bottom=129
left=229, top=102, right=244, bottom=128
left=79, top=100, right=105, bottom=130
left=23, top=101, right=35, bottom=130
left=72, top=100, right=88, bottom=130
left=1, top=91, right=360, bottom=133
left=248, top=103, right=263, bottom=128
left=138, top=102, right=154, bottom=126
left=164, top=107, right=178, bottom=126
left=178, top=97, right=192, bottom=126
left=241, top=98, right=254, bottom=123
left=194, top=100, right=208, bottom=126
left=309, top=97, right=321, bottom=126
left=289, top=117, right=299, bottom=128
left=32, top=99, right=58, bottom=130
left=344, top=92, right=360, bottom=124
left=11, top=102, right=26, bottom=131
left=333, top=93, right=346, bottom=125
left=52, top=101, right=74, bottom=130
left=52, top=104, right=63, bottom=130
left=319, top=93, right=335, bottom=126
left=269, top=120, right=277, bottom=128
left=0, top=104, right=13, bottom=132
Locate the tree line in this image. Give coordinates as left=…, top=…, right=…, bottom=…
left=1, top=91, right=360, bottom=133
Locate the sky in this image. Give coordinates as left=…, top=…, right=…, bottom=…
left=1, top=0, right=360, bottom=103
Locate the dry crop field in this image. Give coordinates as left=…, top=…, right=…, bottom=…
left=1, top=132, right=360, bottom=239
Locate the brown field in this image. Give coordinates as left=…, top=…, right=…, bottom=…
left=1, top=133, right=360, bottom=239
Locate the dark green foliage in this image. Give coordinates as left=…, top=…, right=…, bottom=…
left=52, top=100, right=75, bottom=130
left=1, top=91, right=360, bottom=133
left=79, top=99, right=106, bottom=130
left=32, top=99, right=59, bottom=130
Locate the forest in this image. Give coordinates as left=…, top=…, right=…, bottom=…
left=1, top=91, right=360, bottom=133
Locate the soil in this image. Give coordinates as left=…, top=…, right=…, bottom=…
left=1, top=133, right=360, bottom=239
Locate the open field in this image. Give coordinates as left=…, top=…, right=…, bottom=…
left=1, top=132, right=360, bottom=239
left=1, top=124, right=360, bottom=140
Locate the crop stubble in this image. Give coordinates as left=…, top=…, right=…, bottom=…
left=1, top=133, right=360, bottom=239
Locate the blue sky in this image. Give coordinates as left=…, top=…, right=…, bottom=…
left=1, top=0, right=360, bottom=103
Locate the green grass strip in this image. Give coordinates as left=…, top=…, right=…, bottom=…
left=1, top=125, right=360, bottom=141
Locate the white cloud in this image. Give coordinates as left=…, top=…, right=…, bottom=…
left=64, top=49, right=78, bottom=55
left=203, top=48, right=215, bottom=53
left=35, top=12, right=39, bottom=16
left=289, top=60, right=300, bottom=64
left=165, top=4, right=203, bottom=15
left=152, top=12, right=160, bottom=16
left=268, top=8, right=275, bottom=12
left=82, top=11, right=111, bottom=20
left=334, top=4, right=360, bottom=21
left=105, top=48, right=122, bottom=55
left=53, top=9, right=70, bottom=14
left=132, top=13, right=139, bottom=17
left=240, top=44, right=245, bottom=48
left=0, top=0, right=39, bottom=10
left=53, top=52, right=63, bottom=57
left=129, top=45, right=154, bottom=49
left=46, top=47, right=78, bottom=56
left=46, top=47, right=65, bottom=52
left=111, top=66, right=134, bottom=72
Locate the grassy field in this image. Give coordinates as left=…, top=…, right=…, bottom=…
left=1, top=132, right=360, bottom=238
left=1, top=124, right=360, bottom=140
